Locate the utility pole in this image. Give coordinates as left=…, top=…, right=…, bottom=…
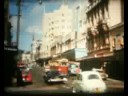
left=16, top=0, right=21, bottom=50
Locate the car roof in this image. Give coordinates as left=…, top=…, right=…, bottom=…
left=80, top=71, right=101, bottom=76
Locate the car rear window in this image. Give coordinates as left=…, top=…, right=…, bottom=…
left=88, top=74, right=100, bottom=80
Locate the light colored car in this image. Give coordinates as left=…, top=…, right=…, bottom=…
left=92, top=68, right=108, bottom=80
left=72, top=71, right=107, bottom=93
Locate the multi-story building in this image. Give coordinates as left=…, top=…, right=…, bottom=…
left=78, top=0, right=124, bottom=80
left=41, top=4, right=87, bottom=61
left=41, top=5, right=74, bottom=58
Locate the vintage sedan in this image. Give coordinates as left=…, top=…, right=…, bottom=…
left=72, top=71, right=107, bottom=93
left=43, top=70, right=68, bottom=84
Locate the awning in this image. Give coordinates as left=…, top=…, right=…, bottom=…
left=76, top=52, right=114, bottom=61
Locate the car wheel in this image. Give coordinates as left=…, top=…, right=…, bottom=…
left=72, top=87, right=76, bottom=93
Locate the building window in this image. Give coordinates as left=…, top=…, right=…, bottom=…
left=112, top=38, right=116, bottom=48
left=114, top=35, right=124, bottom=50
left=52, top=21, right=54, bottom=24
left=62, top=13, right=64, bottom=16
left=51, top=28, right=54, bottom=30
left=79, top=20, right=82, bottom=27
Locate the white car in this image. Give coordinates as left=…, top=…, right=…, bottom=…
left=72, top=71, right=107, bottom=93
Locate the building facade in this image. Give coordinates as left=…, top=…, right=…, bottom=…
left=78, top=0, right=124, bottom=80
left=41, top=4, right=88, bottom=61
left=41, top=5, right=73, bottom=58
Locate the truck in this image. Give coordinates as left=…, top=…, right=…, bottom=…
left=44, top=58, right=81, bottom=76
left=43, top=58, right=68, bottom=83
left=46, top=58, right=69, bottom=76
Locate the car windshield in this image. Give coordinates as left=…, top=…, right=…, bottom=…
left=88, top=74, right=100, bottom=80
left=70, top=64, right=77, bottom=68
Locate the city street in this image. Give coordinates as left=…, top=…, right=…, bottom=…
left=24, top=66, right=71, bottom=90
left=5, top=0, right=124, bottom=96
left=5, top=66, right=124, bottom=94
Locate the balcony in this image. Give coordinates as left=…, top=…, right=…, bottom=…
left=86, top=0, right=101, bottom=13
left=63, top=32, right=75, bottom=42
left=51, top=35, right=63, bottom=47
left=56, top=35, right=62, bottom=44
left=64, top=32, right=71, bottom=42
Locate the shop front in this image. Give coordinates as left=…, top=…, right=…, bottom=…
left=61, top=48, right=87, bottom=61
left=77, top=53, right=114, bottom=71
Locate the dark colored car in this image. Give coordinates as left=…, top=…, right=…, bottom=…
left=43, top=70, right=68, bottom=84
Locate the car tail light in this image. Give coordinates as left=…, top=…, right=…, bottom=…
left=26, top=75, right=31, bottom=81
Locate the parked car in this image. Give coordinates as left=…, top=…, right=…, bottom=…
left=43, top=70, right=68, bottom=84
left=72, top=71, right=107, bottom=93
left=19, top=66, right=33, bottom=84
left=92, top=68, right=108, bottom=80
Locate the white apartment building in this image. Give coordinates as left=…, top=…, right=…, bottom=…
left=41, top=3, right=88, bottom=61
left=41, top=5, right=74, bottom=58
left=75, top=4, right=87, bottom=49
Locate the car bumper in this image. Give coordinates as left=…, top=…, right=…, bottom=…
left=22, top=78, right=32, bottom=83
left=82, top=87, right=107, bottom=93
left=48, top=78, right=68, bottom=82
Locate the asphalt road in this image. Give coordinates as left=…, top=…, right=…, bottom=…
left=5, top=66, right=124, bottom=94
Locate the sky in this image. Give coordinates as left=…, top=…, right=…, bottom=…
left=9, top=0, right=88, bottom=51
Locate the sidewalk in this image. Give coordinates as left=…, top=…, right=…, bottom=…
left=105, top=78, right=124, bottom=89
left=107, top=78, right=124, bottom=84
